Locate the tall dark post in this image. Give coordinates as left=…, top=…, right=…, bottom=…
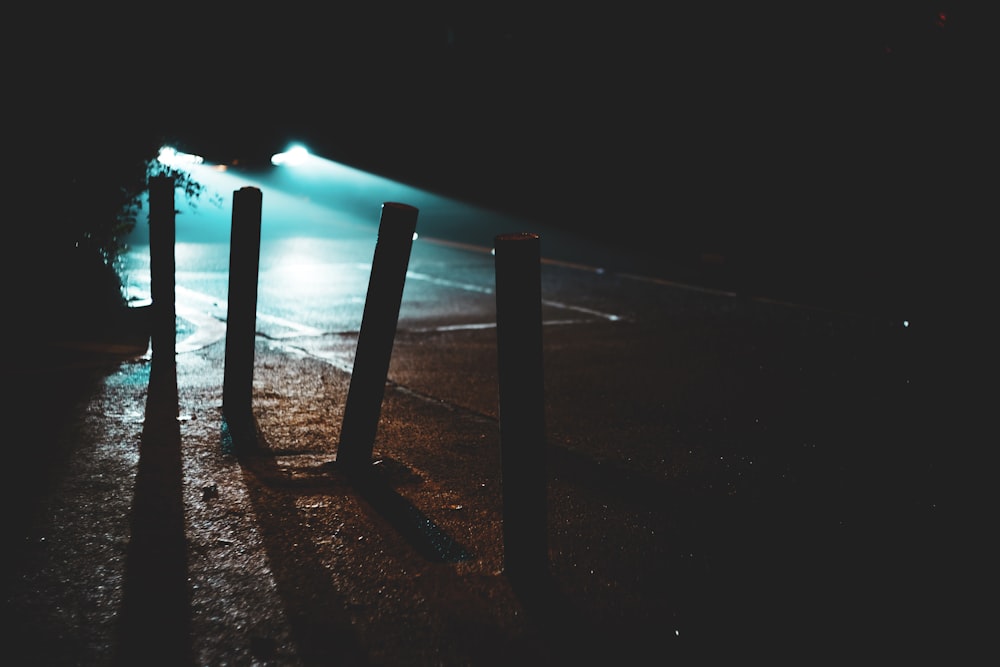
left=337, top=202, right=419, bottom=474
left=494, top=232, right=548, bottom=579
left=223, top=187, right=263, bottom=419
left=149, top=175, right=176, bottom=360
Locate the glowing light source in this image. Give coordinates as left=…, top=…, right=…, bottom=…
left=271, top=144, right=310, bottom=166
left=157, top=146, right=204, bottom=168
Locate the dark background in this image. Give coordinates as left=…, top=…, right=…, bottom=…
left=17, top=1, right=990, bottom=316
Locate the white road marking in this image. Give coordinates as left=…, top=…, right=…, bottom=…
left=175, top=301, right=228, bottom=354
left=404, top=271, right=493, bottom=294
left=266, top=339, right=356, bottom=374
left=134, top=245, right=634, bottom=354
left=176, top=286, right=324, bottom=338
left=401, top=268, right=626, bottom=322
left=540, top=299, right=623, bottom=322
left=407, top=319, right=595, bottom=333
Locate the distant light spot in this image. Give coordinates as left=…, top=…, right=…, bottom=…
left=157, top=145, right=204, bottom=169
left=271, top=144, right=310, bottom=166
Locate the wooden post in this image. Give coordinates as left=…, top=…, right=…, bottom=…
left=223, top=187, right=263, bottom=419
left=149, top=175, right=176, bottom=360
left=494, top=232, right=548, bottom=579
left=337, top=203, right=419, bottom=475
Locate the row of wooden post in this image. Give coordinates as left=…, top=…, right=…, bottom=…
left=148, top=175, right=548, bottom=578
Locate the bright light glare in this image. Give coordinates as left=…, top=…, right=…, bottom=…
left=271, top=145, right=310, bottom=166
left=157, top=146, right=204, bottom=169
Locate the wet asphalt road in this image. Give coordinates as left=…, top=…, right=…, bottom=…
left=2, top=154, right=985, bottom=663
left=4, top=240, right=978, bottom=663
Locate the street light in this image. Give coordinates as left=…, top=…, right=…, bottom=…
left=157, top=146, right=204, bottom=169
left=270, top=144, right=310, bottom=166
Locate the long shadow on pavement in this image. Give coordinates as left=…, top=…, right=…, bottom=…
left=223, top=412, right=370, bottom=666
left=113, top=348, right=195, bottom=667
left=224, top=411, right=484, bottom=665
left=2, top=362, right=112, bottom=557
left=333, top=458, right=474, bottom=564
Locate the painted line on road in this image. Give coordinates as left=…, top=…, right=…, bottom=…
left=616, top=272, right=740, bottom=297
left=419, top=234, right=747, bottom=298
left=176, top=286, right=325, bottom=338
left=402, top=265, right=625, bottom=322
left=265, top=338, right=356, bottom=375
left=129, top=287, right=227, bottom=354
left=417, top=234, right=739, bottom=307
left=407, top=318, right=596, bottom=334
left=419, top=233, right=857, bottom=313
left=541, top=299, right=623, bottom=321
left=140, top=258, right=630, bottom=356
left=255, top=314, right=324, bottom=338
left=175, top=301, right=228, bottom=354
left=404, top=271, right=493, bottom=294
left=130, top=287, right=327, bottom=354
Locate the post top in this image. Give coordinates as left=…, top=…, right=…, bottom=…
left=495, top=232, right=540, bottom=243
left=383, top=202, right=419, bottom=213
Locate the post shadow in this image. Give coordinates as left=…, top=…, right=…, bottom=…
left=325, top=203, right=466, bottom=559
left=225, top=421, right=471, bottom=659
left=222, top=415, right=368, bottom=664
left=113, top=173, right=193, bottom=665
left=330, top=458, right=473, bottom=563
left=113, top=338, right=194, bottom=666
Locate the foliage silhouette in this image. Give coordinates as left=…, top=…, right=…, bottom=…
left=14, top=133, right=206, bottom=344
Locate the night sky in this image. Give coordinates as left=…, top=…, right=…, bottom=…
left=26, top=5, right=976, bottom=150
left=17, top=1, right=988, bottom=309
